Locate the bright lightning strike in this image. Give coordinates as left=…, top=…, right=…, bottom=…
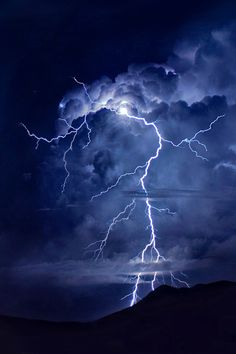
left=85, top=199, right=136, bottom=260
left=21, top=77, right=226, bottom=307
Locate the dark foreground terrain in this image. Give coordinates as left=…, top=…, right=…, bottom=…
left=0, top=281, right=235, bottom=354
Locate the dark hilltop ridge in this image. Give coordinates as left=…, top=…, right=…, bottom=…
left=0, top=281, right=235, bottom=354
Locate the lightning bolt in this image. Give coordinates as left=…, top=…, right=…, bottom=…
left=162, top=114, right=225, bottom=161
left=85, top=199, right=136, bottom=260
left=150, top=207, right=176, bottom=216
left=21, top=77, right=226, bottom=307
left=88, top=109, right=225, bottom=305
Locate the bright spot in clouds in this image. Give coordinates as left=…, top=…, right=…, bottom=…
left=118, top=106, right=129, bottom=115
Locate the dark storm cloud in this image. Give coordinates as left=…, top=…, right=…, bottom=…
left=49, top=27, right=236, bottom=283
left=4, top=29, right=236, bottom=278
left=169, top=26, right=236, bottom=103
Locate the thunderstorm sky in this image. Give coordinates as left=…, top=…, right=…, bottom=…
left=1, top=0, right=236, bottom=321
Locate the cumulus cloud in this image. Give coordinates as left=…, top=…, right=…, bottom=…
left=169, top=25, right=236, bottom=104
left=33, top=26, right=236, bottom=286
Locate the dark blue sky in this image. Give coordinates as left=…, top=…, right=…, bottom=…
left=1, top=0, right=236, bottom=321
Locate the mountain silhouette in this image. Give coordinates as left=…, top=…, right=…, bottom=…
left=0, top=281, right=235, bottom=353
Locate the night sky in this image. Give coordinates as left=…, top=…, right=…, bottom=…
left=1, top=0, right=236, bottom=321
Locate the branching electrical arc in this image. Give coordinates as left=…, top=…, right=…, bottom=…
left=21, top=76, right=225, bottom=306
